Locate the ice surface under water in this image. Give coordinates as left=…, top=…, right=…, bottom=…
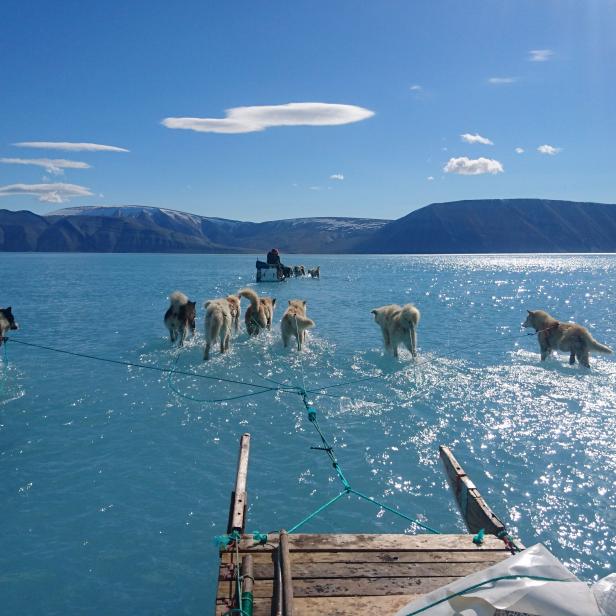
left=1, top=253, right=614, bottom=614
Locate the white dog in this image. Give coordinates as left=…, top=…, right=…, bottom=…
left=203, top=299, right=232, bottom=360
left=371, top=303, right=420, bottom=358
left=281, top=299, right=315, bottom=351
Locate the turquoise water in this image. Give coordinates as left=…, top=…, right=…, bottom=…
left=1, top=253, right=615, bottom=614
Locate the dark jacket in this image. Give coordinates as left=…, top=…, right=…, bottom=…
left=266, top=250, right=281, bottom=266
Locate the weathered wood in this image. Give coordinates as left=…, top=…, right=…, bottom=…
left=222, top=548, right=507, bottom=565
left=279, top=530, right=294, bottom=615
left=228, top=433, right=251, bottom=534
left=293, top=595, right=423, bottom=615
left=219, top=575, right=461, bottom=598
left=229, top=533, right=507, bottom=552
left=439, top=445, right=506, bottom=535
left=241, top=554, right=254, bottom=594
left=244, top=560, right=501, bottom=580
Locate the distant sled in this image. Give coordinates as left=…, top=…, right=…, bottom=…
left=255, top=260, right=284, bottom=282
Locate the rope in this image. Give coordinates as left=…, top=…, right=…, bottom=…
left=402, top=574, right=571, bottom=615
left=166, top=349, right=299, bottom=404
left=5, top=336, right=274, bottom=392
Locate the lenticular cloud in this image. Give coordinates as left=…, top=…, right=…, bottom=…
left=162, top=102, right=375, bottom=134
left=0, top=182, right=93, bottom=203
left=14, top=142, right=129, bottom=153
left=443, top=157, right=504, bottom=176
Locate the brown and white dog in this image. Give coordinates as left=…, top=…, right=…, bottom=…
left=281, top=299, right=315, bottom=351
left=523, top=309, right=612, bottom=368
left=203, top=298, right=232, bottom=360
left=371, top=303, right=421, bottom=358
left=164, top=291, right=196, bottom=346
left=238, top=288, right=276, bottom=336
left=0, top=306, right=19, bottom=345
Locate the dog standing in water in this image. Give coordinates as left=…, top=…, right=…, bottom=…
left=164, top=291, right=196, bottom=346
left=203, top=298, right=233, bottom=360
left=523, top=309, right=612, bottom=368
left=225, top=295, right=241, bottom=333
left=281, top=299, right=315, bottom=351
left=238, top=288, right=276, bottom=336
left=0, top=306, right=19, bottom=345
left=371, top=303, right=421, bottom=358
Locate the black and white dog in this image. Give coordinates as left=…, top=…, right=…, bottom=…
left=0, top=306, right=19, bottom=345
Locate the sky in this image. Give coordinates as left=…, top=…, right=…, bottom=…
left=1, top=1, right=615, bottom=221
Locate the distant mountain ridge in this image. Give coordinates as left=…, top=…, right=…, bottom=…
left=1, top=199, right=615, bottom=253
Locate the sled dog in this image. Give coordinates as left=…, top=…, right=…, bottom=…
left=238, top=288, right=276, bottom=336
left=371, top=303, right=420, bottom=358
left=523, top=309, right=612, bottom=368
left=0, top=306, right=19, bottom=345
left=164, top=291, right=196, bottom=346
left=203, top=298, right=232, bottom=360
left=281, top=300, right=315, bottom=351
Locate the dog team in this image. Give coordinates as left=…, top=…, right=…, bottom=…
left=161, top=290, right=612, bottom=368
left=164, top=287, right=315, bottom=360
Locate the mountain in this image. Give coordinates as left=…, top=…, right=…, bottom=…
left=0, top=206, right=387, bottom=253
left=359, top=199, right=616, bottom=253
left=1, top=199, right=616, bottom=253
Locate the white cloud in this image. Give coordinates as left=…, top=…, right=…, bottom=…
left=427, top=176, right=434, bottom=181
left=13, top=141, right=129, bottom=152
left=488, top=77, right=517, bottom=85
left=515, top=147, right=525, bottom=154
left=443, top=157, right=504, bottom=176
left=461, top=133, right=494, bottom=145
left=0, top=182, right=93, bottom=203
left=329, top=173, right=344, bottom=181
left=308, top=186, right=321, bottom=191
left=537, top=144, right=561, bottom=155
left=409, top=84, right=423, bottom=91
left=0, top=157, right=91, bottom=175
left=529, top=49, right=554, bottom=62
left=162, top=102, right=375, bottom=134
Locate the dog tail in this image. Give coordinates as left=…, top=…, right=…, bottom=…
left=169, top=290, right=189, bottom=307
left=400, top=304, right=420, bottom=327
left=294, top=315, right=315, bottom=330
left=238, top=287, right=259, bottom=310
left=588, top=335, right=613, bottom=354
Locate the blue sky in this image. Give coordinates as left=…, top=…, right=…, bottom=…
left=1, top=1, right=615, bottom=221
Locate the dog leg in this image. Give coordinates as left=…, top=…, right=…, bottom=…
left=179, top=326, right=186, bottom=347
left=577, top=349, right=590, bottom=368
left=297, top=331, right=302, bottom=352
left=569, top=351, right=576, bottom=365
left=204, top=341, right=211, bottom=361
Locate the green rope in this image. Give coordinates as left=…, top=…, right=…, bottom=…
left=402, top=574, right=571, bottom=615
left=349, top=489, right=441, bottom=534
left=287, top=489, right=349, bottom=533
left=6, top=337, right=274, bottom=392
left=166, top=350, right=299, bottom=403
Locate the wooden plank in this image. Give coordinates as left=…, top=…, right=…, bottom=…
left=280, top=530, right=294, bottom=615
left=222, top=548, right=508, bottom=565
left=228, top=433, right=251, bottom=534
left=439, top=445, right=506, bottom=536
left=219, top=575, right=460, bottom=598
left=293, top=595, right=423, bottom=616
left=230, top=533, right=508, bottom=552
left=245, top=560, right=501, bottom=580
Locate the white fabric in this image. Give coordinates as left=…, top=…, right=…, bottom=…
left=394, top=543, right=602, bottom=616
